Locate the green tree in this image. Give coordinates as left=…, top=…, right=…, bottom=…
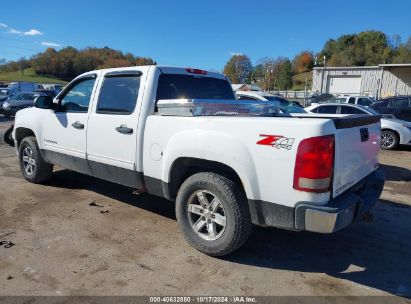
left=276, top=59, right=293, bottom=90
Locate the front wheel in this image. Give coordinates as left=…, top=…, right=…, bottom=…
left=381, top=130, right=399, bottom=150
left=176, top=172, right=252, bottom=256
left=18, top=136, right=53, bottom=183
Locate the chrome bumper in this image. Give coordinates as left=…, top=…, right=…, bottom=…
left=295, top=167, right=385, bottom=233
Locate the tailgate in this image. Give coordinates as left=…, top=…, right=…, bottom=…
left=332, top=115, right=381, bottom=198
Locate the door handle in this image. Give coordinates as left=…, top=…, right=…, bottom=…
left=72, top=121, right=84, bottom=129
left=116, top=125, right=133, bottom=134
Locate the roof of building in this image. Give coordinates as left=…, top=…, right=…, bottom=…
left=313, top=63, right=411, bottom=70
left=231, top=83, right=263, bottom=91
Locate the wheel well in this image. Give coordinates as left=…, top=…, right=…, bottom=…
left=382, top=128, right=400, bottom=141
left=168, top=158, right=244, bottom=200
left=15, top=128, right=35, bottom=148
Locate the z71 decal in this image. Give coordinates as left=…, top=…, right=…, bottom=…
left=256, top=134, right=295, bottom=150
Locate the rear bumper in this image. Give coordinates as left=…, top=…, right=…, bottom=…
left=295, top=167, right=384, bottom=233
left=248, top=167, right=385, bottom=233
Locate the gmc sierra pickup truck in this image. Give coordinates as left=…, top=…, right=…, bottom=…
left=13, top=66, right=384, bottom=256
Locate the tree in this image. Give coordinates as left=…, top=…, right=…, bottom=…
left=276, top=59, right=293, bottom=90
left=17, top=57, right=29, bottom=75
left=292, top=51, right=313, bottom=74
left=223, top=55, right=252, bottom=83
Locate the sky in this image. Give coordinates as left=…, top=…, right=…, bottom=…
left=1, top=0, right=410, bottom=71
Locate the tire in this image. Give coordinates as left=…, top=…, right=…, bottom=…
left=18, top=136, right=53, bottom=183
left=3, top=126, right=14, bottom=147
left=381, top=130, right=399, bottom=150
left=176, top=172, right=252, bottom=256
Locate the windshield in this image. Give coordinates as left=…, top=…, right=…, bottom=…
left=263, top=96, right=306, bottom=113
left=156, top=74, right=235, bottom=100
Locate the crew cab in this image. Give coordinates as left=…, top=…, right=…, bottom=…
left=12, top=66, right=384, bottom=256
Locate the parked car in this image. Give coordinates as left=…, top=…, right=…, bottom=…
left=13, top=66, right=384, bottom=256
left=34, top=89, right=57, bottom=99
left=1, top=92, right=45, bottom=116
left=8, top=81, right=36, bottom=94
left=305, top=93, right=337, bottom=105
left=335, top=95, right=376, bottom=107
left=0, top=88, right=15, bottom=101
left=306, top=103, right=411, bottom=150
left=370, top=96, right=411, bottom=122
left=235, top=91, right=306, bottom=113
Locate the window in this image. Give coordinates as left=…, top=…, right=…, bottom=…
left=59, top=78, right=96, bottom=112
left=357, top=98, right=372, bottom=106
left=391, top=98, right=410, bottom=108
left=348, top=97, right=356, bottom=104
left=156, top=74, right=235, bottom=101
left=341, top=106, right=366, bottom=114
left=317, top=105, right=338, bottom=114
left=97, top=76, right=140, bottom=114
left=237, top=95, right=259, bottom=101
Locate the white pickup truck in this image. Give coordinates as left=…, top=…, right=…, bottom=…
left=13, top=66, right=384, bottom=256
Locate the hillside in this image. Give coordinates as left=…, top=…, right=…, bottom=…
left=0, top=68, right=68, bottom=84
left=292, top=71, right=312, bottom=90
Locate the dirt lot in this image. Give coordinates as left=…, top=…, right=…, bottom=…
left=0, top=142, right=410, bottom=298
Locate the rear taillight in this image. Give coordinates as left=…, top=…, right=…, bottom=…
left=293, top=135, right=335, bottom=193
left=186, top=68, right=207, bottom=75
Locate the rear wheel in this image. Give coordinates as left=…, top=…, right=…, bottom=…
left=176, top=172, right=252, bottom=256
left=381, top=130, right=399, bottom=150
left=19, top=136, right=53, bottom=183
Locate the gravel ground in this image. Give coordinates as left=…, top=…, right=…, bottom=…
left=0, top=143, right=410, bottom=298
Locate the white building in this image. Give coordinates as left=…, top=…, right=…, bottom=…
left=312, top=64, right=411, bottom=98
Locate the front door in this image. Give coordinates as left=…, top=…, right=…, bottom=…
left=86, top=70, right=144, bottom=188
left=41, top=75, right=97, bottom=174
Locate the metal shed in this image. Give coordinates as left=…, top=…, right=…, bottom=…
left=312, top=64, right=411, bottom=98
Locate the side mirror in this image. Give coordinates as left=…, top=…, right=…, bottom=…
left=35, top=96, right=54, bottom=110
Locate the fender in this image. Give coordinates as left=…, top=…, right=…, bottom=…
left=13, top=107, right=45, bottom=149
left=161, top=129, right=260, bottom=200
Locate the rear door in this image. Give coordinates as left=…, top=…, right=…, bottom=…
left=86, top=70, right=145, bottom=188
left=391, top=97, right=411, bottom=121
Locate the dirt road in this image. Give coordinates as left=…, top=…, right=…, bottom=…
left=0, top=144, right=410, bottom=297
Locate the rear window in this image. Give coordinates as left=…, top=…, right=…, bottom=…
left=317, top=105, right=338, bottom=114
left=341, top=106, right=366, bottom=114
left=156, top=74, right=235, bottom=101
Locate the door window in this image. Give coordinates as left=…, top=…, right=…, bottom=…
left=357, top=98, right=372, bottom=106
left=391, top=98, right=409, bottom=108
left=317, top=105, right=338, bottom=114
left=340, top=106, right=367, bottom=114
left=97, top=76, right=140, bottom=114
left=348, top=97, right=356, bottom=104
left=59, top=78, right=96, bottom=112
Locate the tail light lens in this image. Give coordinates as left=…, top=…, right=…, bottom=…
left=186, top=68, right=207, bottom=75
left=293, top=135, right=335, bottom=193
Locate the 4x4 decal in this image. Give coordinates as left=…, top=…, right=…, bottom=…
left=257, top=134, right=295, bottom=150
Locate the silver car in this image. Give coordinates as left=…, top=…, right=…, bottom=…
left=305, top=103, right=411, bottom=150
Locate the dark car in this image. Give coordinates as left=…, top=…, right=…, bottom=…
left=1, top=92, right=45, bottom=117
left=370, top=96, right=411, bottom=122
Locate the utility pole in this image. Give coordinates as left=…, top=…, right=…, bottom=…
left=320, top=55, right=327, bottom=94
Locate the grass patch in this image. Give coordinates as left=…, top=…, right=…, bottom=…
left=0, top=68, right=68, bottom=84
left=292, top=71, right=312, bottom=91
